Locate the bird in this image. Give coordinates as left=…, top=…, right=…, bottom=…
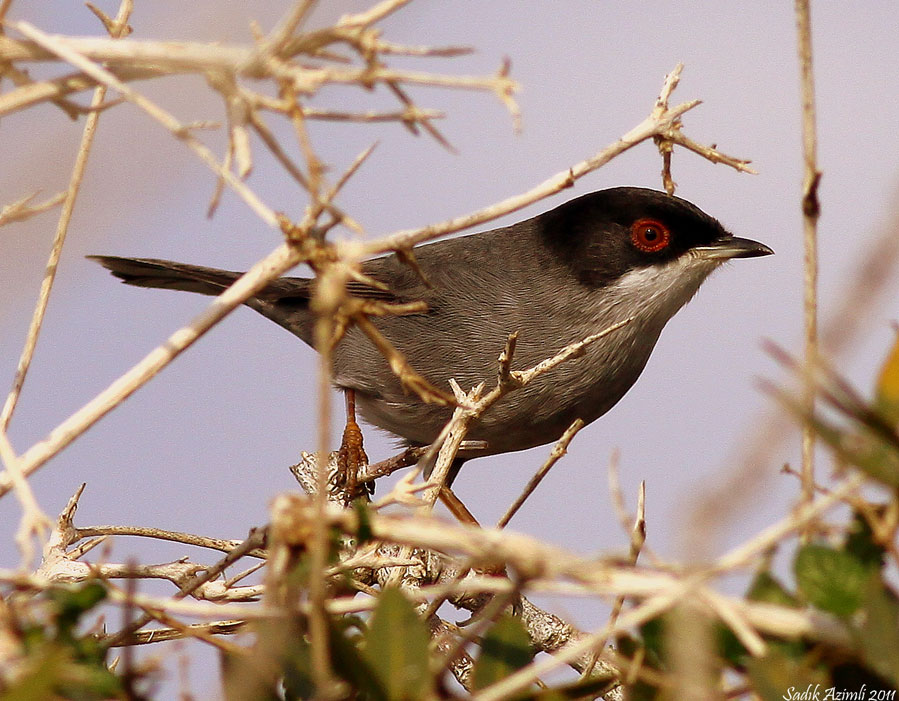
left=90, top=187, right=772, bottom=477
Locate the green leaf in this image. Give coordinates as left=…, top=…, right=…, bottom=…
left=472, top=613, right=534, bottom=691
left=330, top=615, right=381, bottom=698
left=0, top=644, right=122, bottom=701
left=281, top=636, right=314, bottom=701
left=47, top=581, right=107, bottom=638
left=794, top=544, right=868, bottom=617
left=273, top=614, right=378, bottom=701
left=746, top=652, right=828, bottom=701
left=716, top=622, right=749, bottom=667
left=636, top=616, right=666, bottom=670
left=616, top=633, right=662, bottom=700
left=743, top=571, right=808, bottom=657
left=0, top=647, right=67, bottom=701
left=875, top=332, right=899, bottom=426
left=748, top=571, right=800, bottom=608
left=353, top=499, right=375, bottom=544
left=845, top=510, right=887, bottom=571
left=857, top=577, right=899, bottom=687
left=61, top=661, right=124, bottom=698
left=363, top=588, right=431, bottom=700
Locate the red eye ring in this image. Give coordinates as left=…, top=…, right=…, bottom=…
left=630, top=218, right=671, bottom=253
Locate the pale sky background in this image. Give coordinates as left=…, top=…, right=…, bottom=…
left=2, top=1, right=899, bottom=696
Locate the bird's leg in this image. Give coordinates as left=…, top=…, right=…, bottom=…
left=337, top=389, right=370, bottom=500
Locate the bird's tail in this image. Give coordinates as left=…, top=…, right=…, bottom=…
left=89, top=255, right=316, bottom=343
left=88, top=256, right=242, bottom=296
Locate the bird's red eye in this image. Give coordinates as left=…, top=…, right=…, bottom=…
left=630, top=218, right=671, bottom=253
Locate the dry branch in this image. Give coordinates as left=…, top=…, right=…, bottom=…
left=795, top=0, right=821, bottom=537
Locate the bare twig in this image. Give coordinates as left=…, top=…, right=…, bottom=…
left=310, top=305, right=339, bottom=693
left=75, top=525, right=267, bottom=559
left=85, top=2, right=132, bottom=37
left=305, top=105, right=445, bottom=122
left=359, top=68, right=698, bottom=257
left=354, top=314, right=456, bottom=406
left=243, top=0, right=318, bottom=71
left=0, top=35, right=513, bottom=100
left=0, top=190, right=66, bottom=227
left=701, top=588, right=766, bottom=657
left=652, top=64, right=754, bottom=194
left=373, top=40, right=472, bottom=58
left=496, top=419, right=584, bottom=528
left=106, top=619, right=246, bottom=647
left=0, top=0, right=13, bottom=24
left=795, top=0, right=821, bottom=540
left=10, top=21, right=280, bottom=229
left=103, top=527, right=267, bottom=647
left=338, top=0, right=415, bottom=28
left=582, top=479, right=647, bottom=680
left=360, top=446, right=428, bottom=483
left=0, top=0, right=133, bottom=569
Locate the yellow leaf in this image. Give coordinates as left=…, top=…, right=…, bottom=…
left=875, top=331, right=899, bottom=425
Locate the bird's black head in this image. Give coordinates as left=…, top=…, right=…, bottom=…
left=539, top=187, right=772, bottom=288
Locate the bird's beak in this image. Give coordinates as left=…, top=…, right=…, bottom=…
left=694, top=236, right=774, bottom=260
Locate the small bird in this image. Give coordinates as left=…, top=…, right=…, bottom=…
left=91, top=187, right=772, bottom=471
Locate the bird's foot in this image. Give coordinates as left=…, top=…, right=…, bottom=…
left=337, top=390, right=370, bottom=500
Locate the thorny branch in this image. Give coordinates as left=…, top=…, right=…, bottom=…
left=12, top=473, right=863, bottom=682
